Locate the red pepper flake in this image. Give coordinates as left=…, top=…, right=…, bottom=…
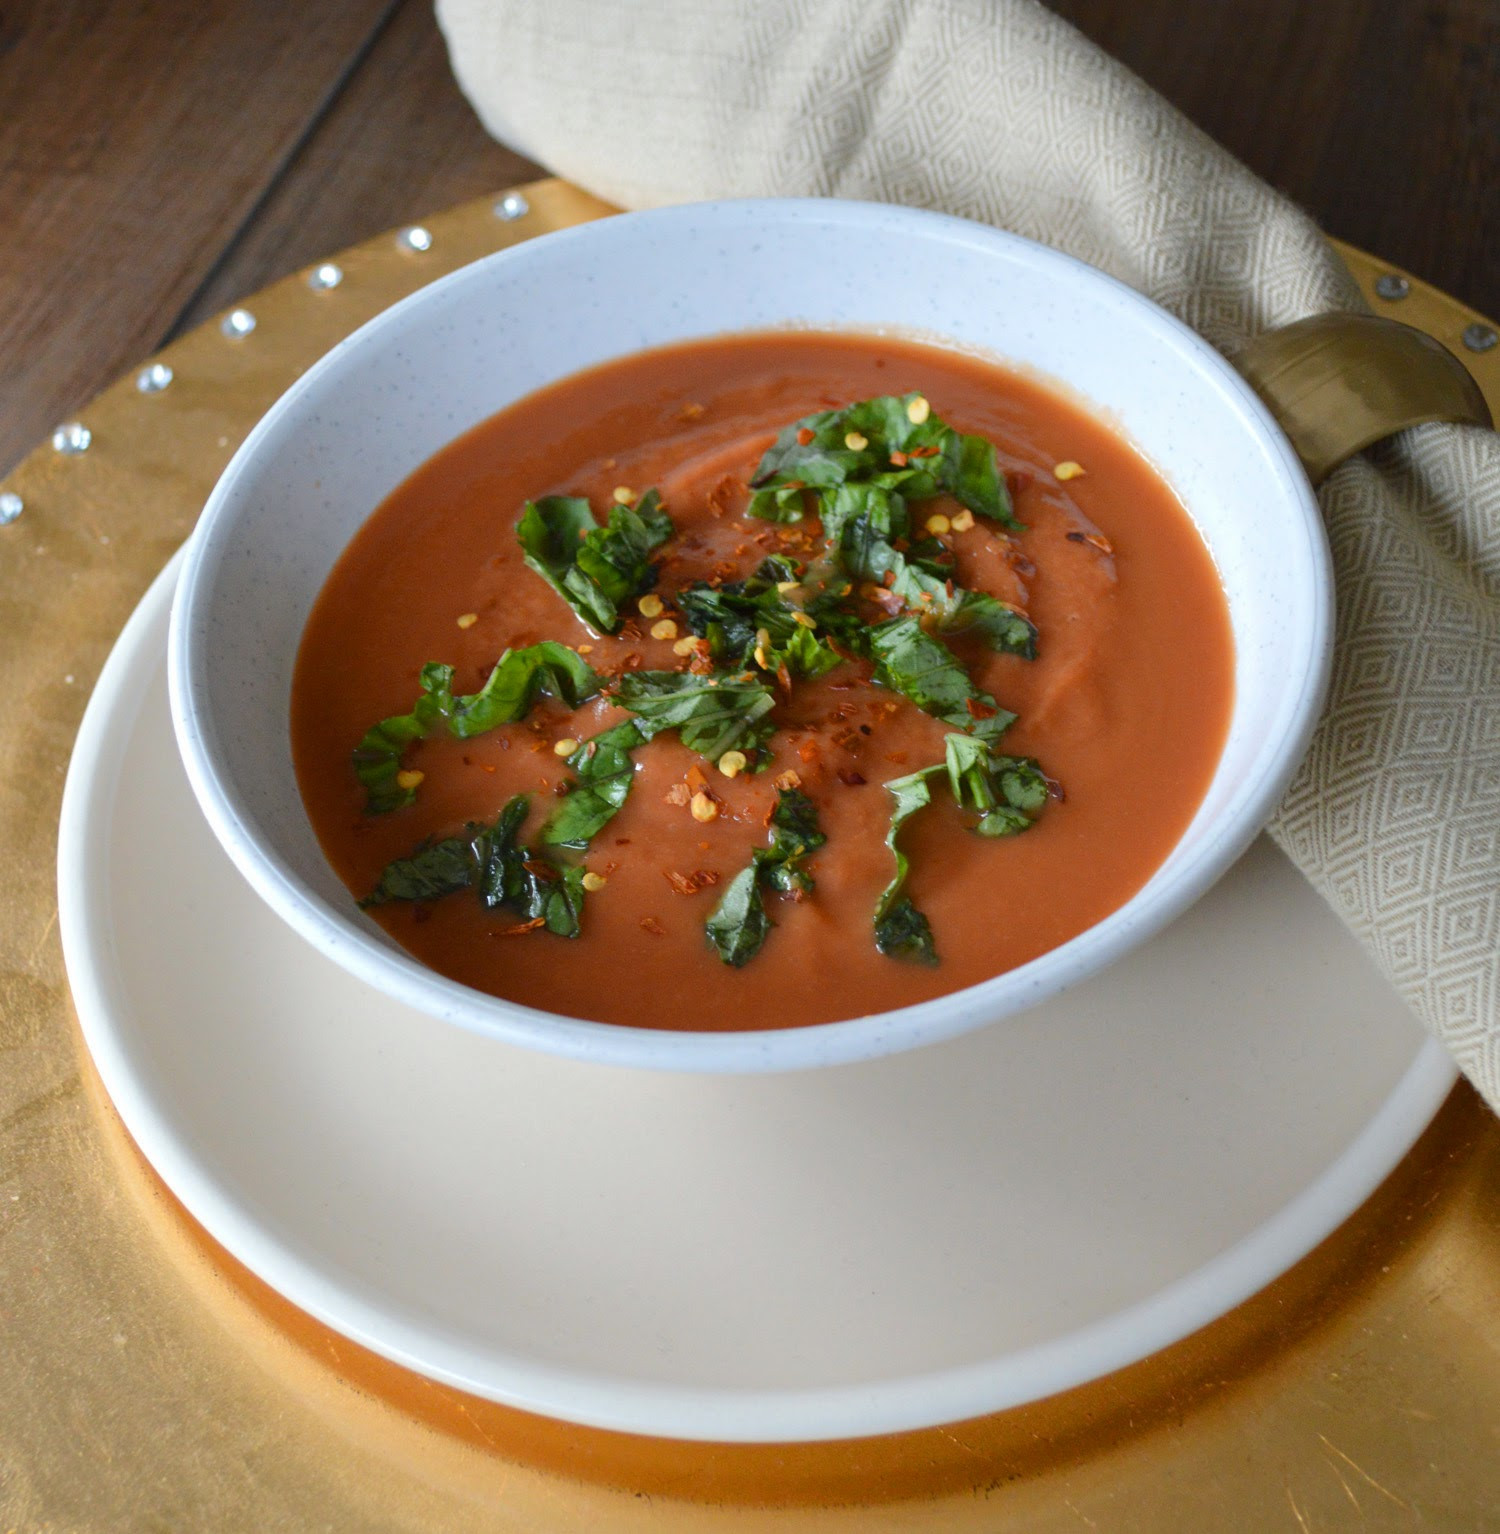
left=688, top=649, right=715, bottom=675
left=615, top=837, right=632, bottom=846
left=889, top=450, right=908, bottom=467
left=782, top=478, right=805, bottom=492
left=776, top=661, right=793, bottom=694
left=640, top=916, right=667, bottom=937
left=482, top=763, right=497, bottom=773
left=685, top=763, right=709, bottom=794
left=796, top=427, right=815, bottom=446
left=870, top=586, right=904, bottom=616
left=619, top=652, right=644, bottom=671
left=664, top=869, right=721, bottom=896
left=909, top=444, right=940, bottom=458
left=798, top=740, right=820, bottom=764
left=965, top=698, right=999, bottom=720
left=885, top=751, right=909, bottom=764
left=1006, top=469, right=1034, bottom=499
left=619, top=620, right=643, bottom=641
left=491, top=918, right=546, bottom=937
left=837, top=769, right=867, bottom=786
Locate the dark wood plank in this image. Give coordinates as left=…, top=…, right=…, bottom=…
left=0, top=0, right=397, bottom=473
left=172, top=0, right=543, bottom=335
left=1045, top=0, right=1500, bottom=319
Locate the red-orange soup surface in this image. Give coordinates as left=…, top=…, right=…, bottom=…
left=292, top=332, right=1234, bottom=1032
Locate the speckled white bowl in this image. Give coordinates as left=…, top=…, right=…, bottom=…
left=169, top=198, right=1331, bottom=1072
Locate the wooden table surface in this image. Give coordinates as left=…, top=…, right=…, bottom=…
left=2, top=0, right=1495, bottom=476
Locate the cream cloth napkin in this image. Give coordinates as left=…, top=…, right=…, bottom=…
left=437, top=0, right=1500, bottom=1108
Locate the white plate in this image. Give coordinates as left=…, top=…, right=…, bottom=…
left=60, top=556, right=1455, bottom=1443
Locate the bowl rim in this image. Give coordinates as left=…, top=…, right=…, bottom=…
left=168, top=195, right=1333, bottom=1074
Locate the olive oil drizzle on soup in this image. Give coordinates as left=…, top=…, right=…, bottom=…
left=291, top=332, right=1234, bottom=1032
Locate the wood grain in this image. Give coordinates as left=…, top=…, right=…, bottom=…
left=0, top=0, right=398, bottom=474
left=1045, top=0, right=1500, bottom=320
left=172, top=0, right=542, bottom=335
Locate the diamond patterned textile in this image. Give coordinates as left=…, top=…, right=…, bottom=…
left=438, top=0, right=1500, bottom=1107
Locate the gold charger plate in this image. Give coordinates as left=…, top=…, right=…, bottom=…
left=3, top=180, right=1499, bottom=1530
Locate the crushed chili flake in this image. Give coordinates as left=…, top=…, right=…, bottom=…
left=615, top=837, right=632, bottom=845
left=798, top=740, right=820, bottom=764
left=796, top=427, right=815, bottom=446
left=909, top=444, right=940, bottom=458
left=664, top=868, right=721, bottom=896
left=885, top=751, right=909, bottom=764
left=685, top=763, right=709, bottom=793
left=493, top=918, right=547, bottom=937
left=966, top=698, right=999, bottom=720
left=640, top=916, right=667, bottom=937
left=889, top=449, right=909, bottom=467
left=1006, top=469, right=1034, bottom=498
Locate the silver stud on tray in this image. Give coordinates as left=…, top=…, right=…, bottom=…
left=397, top=226, right=433, bottom=253
left=0, top=491, right=22, bottom=526
left=1374, top=273, right=1410, bottom=301
left=307, top=262, right=344, bottom=291
left=221, top=308, right=257, bottom=339
left=1461, top=323, right=1497, bottom=353
left=494, top=191, right=530, bottom=222
left=51, top=422, right=91, bottom=455
left=137, top=362, right=173, bottom=394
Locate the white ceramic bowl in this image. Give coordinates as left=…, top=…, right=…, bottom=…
left=169, top=198, right=1331, bottom=1073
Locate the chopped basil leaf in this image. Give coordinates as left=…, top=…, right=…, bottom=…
left=874, top=898, right=938, bottom=965
left=704, top=866, right=770, bottom=967
left=517, top=488, right=673, bottom=633
left=435, top=641, right=599, bottom=739
left=944, top=733, right=1048, bottom=836
left=361, top=795, right=586, bottom=937
left=477, top=798, right=587, bottom=936
left=867, top=616, right=1016, bottom=744
left=746, top=483, right=808, bottom=523
left=613, top=669, right=777, bottom=762
left=359, top=831, right=479, bottom=906
left=706, top=788, right=827, bottom=966
left=750, top=393, right=1020, bottom=531
left=756, top=787, right=827, bottom=894
left=351, top=645, right=599, bottom=814
left=817, top=481, right=1034, bottom=657
left=873, top=766, right=941, bottom=965
left=541, top=719, right=653, bottom=849
left=940, top=589, right=1038, bottom=659
left=676, top=557, right=845, bottom=681
left=351, top=664, right=454, bottom=813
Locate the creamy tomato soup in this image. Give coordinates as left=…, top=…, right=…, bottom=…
left=291, top=332, right=1233, bottom=1031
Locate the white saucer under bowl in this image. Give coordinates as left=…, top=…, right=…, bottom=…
left=59, top=555, right=1454, bottom=1443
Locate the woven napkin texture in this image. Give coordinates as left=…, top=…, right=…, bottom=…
left=437, top=0, right=1500, bottom=1107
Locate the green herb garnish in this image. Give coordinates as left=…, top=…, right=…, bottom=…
left=612, top=669, right=777, bottom=764
left=873, top=767, right=940, bottom=965
left=517, top=488, right=673, bottom=634
left=867, top=616, right=1016, bottom=745
left=943, top=734, right=1050, bottom=837
left=352, top=643, right=599, bottom=813
left=749, top=392, right=1021, bottom=530
left=541, top=719, right=653, bottom=849
left=705, top=789, right=827, bottom=966
left=361, top=795, right=587, bottom=937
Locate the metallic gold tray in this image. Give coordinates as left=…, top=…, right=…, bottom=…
left=3, top=180, right=1498, bottom=1530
